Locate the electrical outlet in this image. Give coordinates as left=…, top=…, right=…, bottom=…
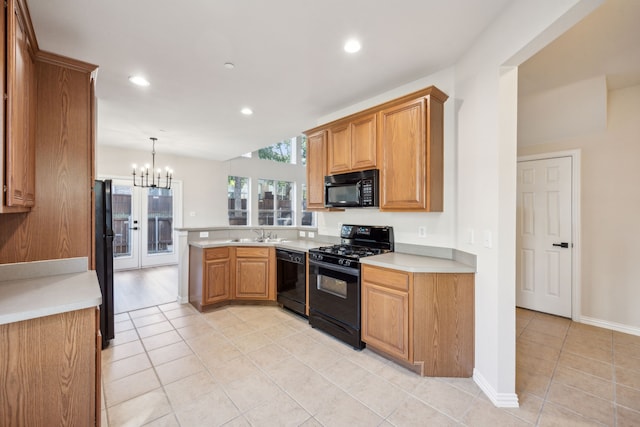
left=308, top=231, right=315, bottom=238
left=299, top=230, right=306, bottom=238
left=418, top=226, right=427, bottom=238
left=189, top=211, right=196, bottom=217
left=199, top=231, right=209, bottom=238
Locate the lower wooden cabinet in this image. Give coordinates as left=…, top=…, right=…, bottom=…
left=0, top=307, right=100, bottom=426
left=362, top=264, right=474, bottom=377
left=189, top=245, right=275, bottom=310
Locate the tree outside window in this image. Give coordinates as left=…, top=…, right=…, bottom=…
left=228, top=176, right=249, bottom=225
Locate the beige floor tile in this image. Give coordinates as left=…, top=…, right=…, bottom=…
left=617, top=405, right=640, bottom=427
left=223, top=372, right=283, bottom=412
left=562, top=339, right=613, bottom=364
left=129, top=306, right=162, bottom=318
left=230, top=330, right=274, bottom=353
left=386, top=395, right=457, bottom=426
left=114, top=312, right=130, bottom=322
left=198, top=341, right=243, bottom=367
left=169, top=313, right=208, bottom=329
left=103, top=352, right=152, bottom=384
left=164, top=371, right=219, bottom=410
left=147, top=341, right=194, bottom=366
left=176, top=322, right=216, bottom=340
left=462, top=397, right=531, bottom=426
left=313, top=387, right=384, bottom=427
left=615, top=341, right=640, bottom=361
left=516, top=352, right=557, bottom=377
left=557, top=351, right=613, bottom=380
left=552, top=365, right=614, bottom=400
left=114, top=319, right=134, bottom=333
left=185, top=329, right=229, bottom=355
left=174, top=387, right=240, bottom=427
left=516, top=369, right=552, bottom=397
left=436, top=377, right=482, bottom=397
left=157, top=301, right=183, bottom=312
left=298, top=417, right=322, bottom=426
left=132, top=312, right=167, bottom=328
left=345, top=348, right=391, bottom=374
left=102, top=339, right=145, bottom=364
left=263, top=356, right=316, bottom=390
left=412, top=378, right=476, bottom=421
left=244, top=312, right=286, bottom=331
left=141, top=329, right=183, bottom=351
left=143, top=413, right=180, bottom=427
left=319, top=356, right=371, bottom=390
left=136, top=320, right=175, bottom=338
left=104, top=368, right=161, bottom=407
left=245, top=342, right=292, bottom=370
left=375, top=361, right=423, bottom=393
left=345, top=372, right=410, bottom=418
left=163, top=306, right=198, bottom=320
left=546, top=382, right=614, bottom=425
left=616, top=365, right=640, bottom=390
left=107, top=389, right=172, bottom=427
left=537, top=402, right=603, bottom=426
left=243, top=390, right=311, bottom=427
left=260, top=321, right=301, bottom=341
left=564, top=332, right=612, bottom=353
left=276, top=331, right=324, bottom=355
left=207, top=354, right=261, bottom=384
left=517, top=337, right=562, bottom=362
left=505, top=392, right=544, bottom=424
left=617, top=383, right=640, bottom=413
left=568, top=321, right=612, bottom=339
left=614, top=331, right=640, bottom=347
left=526, top=317, right=570, bottom=339
left=294, top=344, right=344, bottom=371
left=284, top=371, right=342, bottom=415
left=110, top=328, right=139, bottom=346
left=101, top=409, right=107, bottom=426
left=520, top=328, right=565, bottom=350
left=155, top=353, right=206, bottom=385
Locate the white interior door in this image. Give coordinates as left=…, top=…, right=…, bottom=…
left=516, top=157, right=572, bottom=317
left=111, top=180, right=180, bottom=271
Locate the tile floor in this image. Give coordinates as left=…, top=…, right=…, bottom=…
left=100, top=303, right=640, bottom=426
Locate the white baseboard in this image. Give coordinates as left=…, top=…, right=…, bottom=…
left=178, top=296, right=189, bottom=304
left=579, top=316, right=640, bottom=337
left=473, top=369, right=519, bottom=408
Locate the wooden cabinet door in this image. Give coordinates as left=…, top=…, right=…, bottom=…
left=350, top=113, right=376, bottom=171
left=328, top=121, right=351, bottom=174
left=361, top=265, right=411, bottom=361
left=378, top=97, right=426, bottom=211
left=306, top=130, right=327, bottom=209
left=235, top=257, right=269, bottom=299
left=204, top=258, right=230, bottom=305
left=5, top=0, right=36, bottom=208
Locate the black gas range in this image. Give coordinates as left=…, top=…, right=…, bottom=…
left=308, top=225, right=394, bottom=349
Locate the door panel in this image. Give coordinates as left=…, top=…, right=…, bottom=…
left=516, top=157, right=572, bottom=317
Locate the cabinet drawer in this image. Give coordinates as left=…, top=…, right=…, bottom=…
left=205, top=247, right=230, bottom=260
left=362, top=265, right=410, bottom=291
left=235, top=247, right=270, bottom=258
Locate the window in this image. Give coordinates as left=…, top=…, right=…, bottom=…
left=301, top=183, right=315, bottom=226
left=258, top=139, right=293, bottom=164
left=228, top=176, right=249, bottom=225
left=300, top=135, right=307, bottom=166
left=258, top=179, right=294, bottom=226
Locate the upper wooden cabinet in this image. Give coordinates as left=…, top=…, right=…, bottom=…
left=2, top=0, right=37, bottom=212
left=304, top=86, right=447, bottom=213
left=305, top=130, right=327, bottom=210
left=327, top=113, right=376, bottom=174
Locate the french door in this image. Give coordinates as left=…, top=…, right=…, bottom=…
left=111, top=179, right=179, bottom=271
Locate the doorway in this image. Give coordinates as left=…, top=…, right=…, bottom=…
left=516, top=152, right=581, bottom=319
left=111, top=180, right=180, bottom=271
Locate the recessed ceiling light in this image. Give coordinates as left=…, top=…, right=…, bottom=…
left=344, top=39, right=361, bottom=53
left=224, top=62, right=235, bottom=69
left=128, top=75, right=150, bottom=87
left=241, top=107, right=253, bottom=115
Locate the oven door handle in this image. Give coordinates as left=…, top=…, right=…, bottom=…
left=309, top=260, right=360, bottom=277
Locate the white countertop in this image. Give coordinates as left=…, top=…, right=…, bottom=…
left=190, top=239, right=322, bottom=252
left=361, top=252, right=476, bottom=273
left=0, top=258, right=102, bottom=325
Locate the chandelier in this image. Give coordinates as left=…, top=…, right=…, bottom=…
left=132, top=137, right=173, bottom=189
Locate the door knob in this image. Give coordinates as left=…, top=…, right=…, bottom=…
left=552, top=242, right=569, bottom=248
left=129, top=227, right=139, bottom=230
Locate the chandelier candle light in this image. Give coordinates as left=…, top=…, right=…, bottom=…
left=132, top=137, right=173, bottom=189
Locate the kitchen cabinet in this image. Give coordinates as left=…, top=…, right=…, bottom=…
left=305, top=130, right=328, bottom=210
left=327, top=113, right=376, bottom=174
left=361, top=264, right=474, bottom=377
left=378, top=87, right=447, bottom=212
left=189, top=246, right=231, bottom=310
left=189, top=245, right=276, bottom=310
left=0, top=307, right=100, bottom=426
left=1, top=0, right=36, bottom=213
left=234, top=247, right=275, bottom=300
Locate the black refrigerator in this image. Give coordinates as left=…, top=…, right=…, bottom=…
left=95, top=179, right=115, bottom=348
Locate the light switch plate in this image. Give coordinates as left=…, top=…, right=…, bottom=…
left=483, top=230, right=492, bottom=248
left=308, top=231, right=315, bottom=238
left=199, top=231, right=209, bottom=238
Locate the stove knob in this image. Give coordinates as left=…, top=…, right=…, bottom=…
left=338, top=259, right=344, bottom=265
left=344, top=260, right=351, bottom=267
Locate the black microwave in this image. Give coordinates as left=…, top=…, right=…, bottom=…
left=324, top=169, right=379, bottom=208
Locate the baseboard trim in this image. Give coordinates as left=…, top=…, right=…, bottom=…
left=580, top=316, right=640, bottom=337
left=178, top=296, right=189, bottom=304
left=473, top=369, right=519, bottom=408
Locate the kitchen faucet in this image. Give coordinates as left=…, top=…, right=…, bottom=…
left=253, top=228, right=271, bottom=240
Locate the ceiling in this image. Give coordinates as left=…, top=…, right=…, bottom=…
left=26, top=0, right=640, bottom=162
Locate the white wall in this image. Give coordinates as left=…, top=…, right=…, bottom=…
left=96, top=145, right=228, bottom=228
left=519, top=84, right=640, bottom=332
